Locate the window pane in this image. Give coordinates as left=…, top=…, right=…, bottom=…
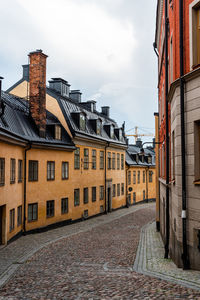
left=74, top=148, right=80, bottom=169
left=0, top=158, right=5, bottom=185
left=84, top=188, right=88, bottom=204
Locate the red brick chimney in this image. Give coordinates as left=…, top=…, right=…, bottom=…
left=29, top=49, right=48, bottom=138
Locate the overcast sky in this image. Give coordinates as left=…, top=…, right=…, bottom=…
left=0, top=0, right=158, bottom=144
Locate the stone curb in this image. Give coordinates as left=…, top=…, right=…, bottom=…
left=133, top=221, right=200, bottom=291
left=0, top=203, right=154, bottom=289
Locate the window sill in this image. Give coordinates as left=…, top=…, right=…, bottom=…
left=10, top=181, right=15, bottom=184
left=18, top=180, right=22, bottom=183
left=62, top=178, right=69, bottom=180
left=46, top=215, right=54, bottom=218
left=0, top=183, right=5, bottom=187
left=47, top=179, right=55, bottom=181
left=194, top=180, right=200, bottom=185
left=28, top=219, right=38, bottom=223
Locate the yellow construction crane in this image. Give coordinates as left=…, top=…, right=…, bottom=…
left=125, top=126, right=154, bottom=144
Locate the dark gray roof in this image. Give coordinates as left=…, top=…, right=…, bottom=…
left=126, top=144, right=155, bottom=167
left=47, top=87, right=127, bottom=146
left=0, top=92, right=75, bottom=149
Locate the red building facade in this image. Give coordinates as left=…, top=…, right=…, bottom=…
left=155, top=0, right=200, bottom=270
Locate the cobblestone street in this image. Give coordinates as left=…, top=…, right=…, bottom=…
left=0, top=204, right=200, bottom=299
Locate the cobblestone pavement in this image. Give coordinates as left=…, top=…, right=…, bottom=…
left=0, top=204, right=200, bottom=299
left=134, top=221, right=200, bottom=291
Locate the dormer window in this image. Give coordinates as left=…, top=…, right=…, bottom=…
left=104, top=124, right=115, bottom=139
left=148, top=155, right=152, bottom=164
left=71, top=111, right=86, bottom=131
left=55, top=125, right=61, bottom=140
left=90, top=118, right=102, bottom=135
left=80, top=114, right=86, bottom=131
left=96, top=119, right=102, bottom=135
left=114, top=128, right=123, bottom=141
left=110, top=125, right=114, bottom=139
left=136, top=154, right=139, bottom=163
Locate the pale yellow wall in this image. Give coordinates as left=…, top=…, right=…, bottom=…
left=6, top=80, right=126, bottom=238
left=0, top=141, right=24, bottom=243
left=10, top=80, right=72, bottom=138
left=126, top=165, right=156, bottom=204
left=26, top=145, right=126, bottom=232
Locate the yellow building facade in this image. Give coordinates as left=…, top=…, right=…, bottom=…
left=0, top=50, right=127, bottom=245
left=126, top=143, right=156, bottom=205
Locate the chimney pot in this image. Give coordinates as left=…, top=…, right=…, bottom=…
left=101, top=106, right=110, bottom=118
left=69, top=90, right=82, bottom=102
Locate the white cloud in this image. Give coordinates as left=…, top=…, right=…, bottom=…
left=17, top=0, right=137, bottom=75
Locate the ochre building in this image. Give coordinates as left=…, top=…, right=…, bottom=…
left=0, top=50, right=127, bottom=245
left=126, top=141, right=156, bottom=205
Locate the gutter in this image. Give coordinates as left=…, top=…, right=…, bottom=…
left=164, top=0, right=170, bottom=259
left=179, top=0, right=190, bottom=270
left=23, top=142, right=32, bottom=234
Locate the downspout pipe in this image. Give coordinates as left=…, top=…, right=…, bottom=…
left=164, top=0, right=170, bottom=259
left=23, top=143, right=32, bottom=234
left=146, top=167, right=149, bottom=203
left=153, top=42, right=159, bottom=57
left=104, top=142, right=109, bottom=214
left=179, top=0, right=190, bottom=270
left=126, top=165, right=130, bottom=207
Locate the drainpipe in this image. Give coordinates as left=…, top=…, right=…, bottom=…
left=153, top=42, right=159, bottom=58
left=179, top=0, right=190, bottom=270
left=126, top=166, right=130, bottom=207
left=104, top=142, right=109, bottom=213
left=164, top=0, right=170, bottom=259
left=146, top=167, right=149, bottom=203
left=23, top=143, right=32, bottom=234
